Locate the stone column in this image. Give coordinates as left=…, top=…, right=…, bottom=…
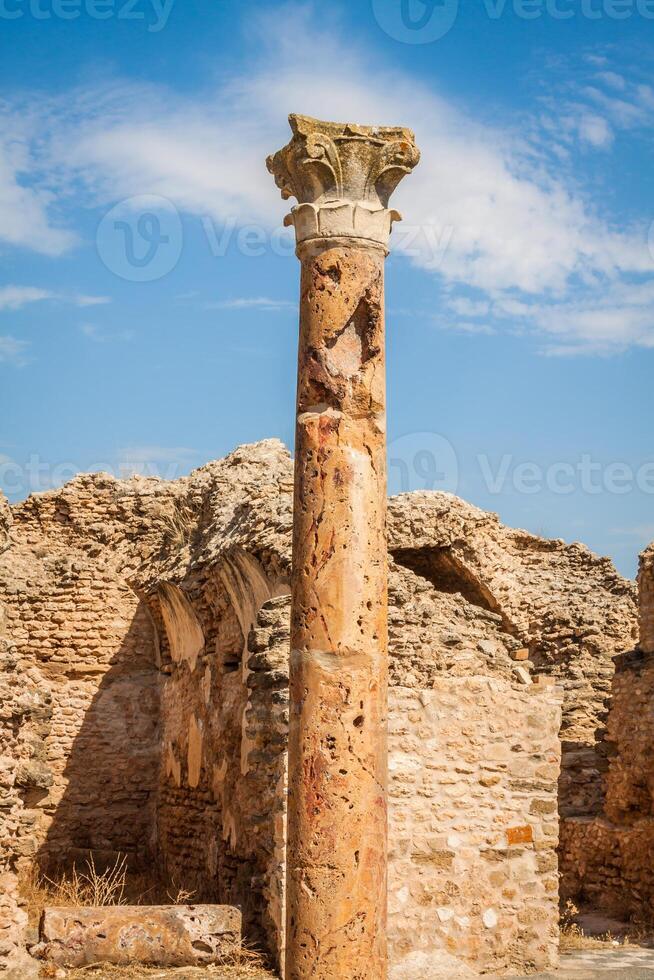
left=267, top=114, right=419, bottom=980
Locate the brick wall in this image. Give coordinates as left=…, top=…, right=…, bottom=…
left=1, top=549, right=160, bottom=874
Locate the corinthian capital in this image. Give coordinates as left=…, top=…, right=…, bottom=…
left=267, top=114, right=420, bottom=251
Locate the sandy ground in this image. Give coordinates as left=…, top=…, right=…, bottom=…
left=41, top=950, right=654, bottom=979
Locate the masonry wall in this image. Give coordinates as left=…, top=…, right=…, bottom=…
left=0, top=544, right=160, bottom=875
left=0, top=444, right=639, bottom=976
left=639, top=545, right=654, bottom=654
left=560, top=544, right=654, bottom=921
left=239, top=599, right=563, bottom=976
left=388, top=680, right=561, bottom=975
left=560, top=648, right=654, bottom=920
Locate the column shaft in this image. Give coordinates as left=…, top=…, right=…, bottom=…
left=286, top=242, right=388, bottom=980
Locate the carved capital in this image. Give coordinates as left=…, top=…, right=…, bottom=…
left=267, top=114, right=420, bottom=251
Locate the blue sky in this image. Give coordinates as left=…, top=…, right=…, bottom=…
left=0, top=0, right=652, bottom=577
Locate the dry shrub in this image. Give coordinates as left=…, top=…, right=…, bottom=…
left=212, top=939, right=268, bottom=970
left=164, top=875, right=197, bottom=905
left=559, top=898, right=627, bottom=951
left=46, top=854, right=128, bottom=907
left=21, top=854, right=128, bottom=922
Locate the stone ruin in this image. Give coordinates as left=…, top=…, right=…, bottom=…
left=0, top=437, right=649, bottom=977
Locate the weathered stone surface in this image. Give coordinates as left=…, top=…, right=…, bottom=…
left=639, top=543, right=654, bottom=653
left=388, top=680, right=562, bottom=975
left=389, top=492, right=637, bottom=818
left=0, top=492, right=10, bottom=554
left=0, top=438, right=638, bottom=977
left=267, top=113, right=420, bottom=251
left=269, top=113, right=419, bottom=980
left=560, top=545, right=654, bottom=922
left=389, top=949, right=478, bottom=979
left=36, top=904, right=241, bottom=968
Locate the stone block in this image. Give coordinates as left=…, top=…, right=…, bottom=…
left=36, top=904, right=241, bottom=968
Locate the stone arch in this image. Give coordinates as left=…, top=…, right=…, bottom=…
left=392, top=545, right=502, bottom=616
left=151, top=548, right=290, bottom=935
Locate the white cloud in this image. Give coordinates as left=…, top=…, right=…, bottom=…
left=0, top=336, right=29, bottom=365
left=595, top=71, right=627, bottom=92
left=0, top=286, right=54, bottom=311
left=446, top=297, right=491, bottom=318
left=0, top=4, right=652, bottom=354
left=0, top=286, right=110, bottom=312
left=578, top=114, right=613, bottom=148
left=74, top=294, right=111, bottom=307
left=439, top=320, right=496, bottom=337
left=205, top=297, right=295, bottom=312
left=80, top=322, right=133, bottom=343
left=0, top=127, right=76, bottom=255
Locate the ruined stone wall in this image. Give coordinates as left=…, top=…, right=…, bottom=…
left=0, top=494, right=51, bottom=976
left=560, top=660, right=654, bottom=922
left=389, top=495, right=637, bottom=820
left=0, top=470, right=205, bottom=891
left=639, top=544, right=654, bottom=654
left=0, top=442, right=639, bottom=975
left=388, top=679, right=561, bottom=976
left=151, top=551, right=289, bottom=934
left=560, top=544, right=654, bottom=921
left=236, top=595, right=562, bottom=976
left=0, top=532, right=160, bottom=873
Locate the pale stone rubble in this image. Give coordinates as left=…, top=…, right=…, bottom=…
left=0, top=439, right=643, bottom=976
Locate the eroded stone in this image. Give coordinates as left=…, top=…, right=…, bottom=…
left=36, top=904, right=241, bottom=968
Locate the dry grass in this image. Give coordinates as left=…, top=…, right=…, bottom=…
left=38, top=941, right=275, bottom=979
left=20, top=858, right=209, bottom=926
left=43, top=967, right=275, bottom=980
left=21, top=855, right=128, bottom=926
left=559, top=899, right=654, bottom=951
